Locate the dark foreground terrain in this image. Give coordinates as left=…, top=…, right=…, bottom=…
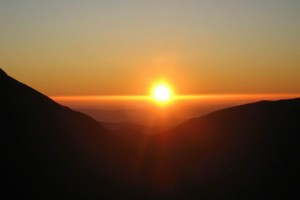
left=1, top=68, right=299, bottom=199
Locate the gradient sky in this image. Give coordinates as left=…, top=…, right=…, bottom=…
left=1, top=0, right=300, bottom=96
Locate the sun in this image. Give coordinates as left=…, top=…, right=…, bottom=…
left=152, top=82, right=173, bottom=103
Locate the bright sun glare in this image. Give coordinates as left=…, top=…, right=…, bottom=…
left=152, top=83, right=173, bottom=103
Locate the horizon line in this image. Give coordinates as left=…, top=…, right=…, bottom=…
left=51, top=93, right=300, bottom=101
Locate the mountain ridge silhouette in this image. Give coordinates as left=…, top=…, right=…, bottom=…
left=1, top=69, right=121, bottom=199
left=2, top=68, right=299, bottom=199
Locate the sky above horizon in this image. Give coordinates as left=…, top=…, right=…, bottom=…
left=1, top=0, right=300, bottom=96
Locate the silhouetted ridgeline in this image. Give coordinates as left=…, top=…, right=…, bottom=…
left=1, top=68, right=299, bottom=199
left=1, top=68, right=131, bottom=199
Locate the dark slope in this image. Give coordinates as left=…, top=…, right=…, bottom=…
left=146, top=98, right=300, bottom=199
left=0, top=69, right=128, bottom=199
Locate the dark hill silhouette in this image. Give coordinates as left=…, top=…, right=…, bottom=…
left=1, top=69, right=134, bottom=199
left=146, top=98, right=300, bottom=199
left=1, top=68, right=299, bottom=199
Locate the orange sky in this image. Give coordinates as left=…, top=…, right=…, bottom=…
left=1, top=1, right=300, bottom=96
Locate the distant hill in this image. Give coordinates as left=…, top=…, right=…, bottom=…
left=2, top=68, right=299, bottom=199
